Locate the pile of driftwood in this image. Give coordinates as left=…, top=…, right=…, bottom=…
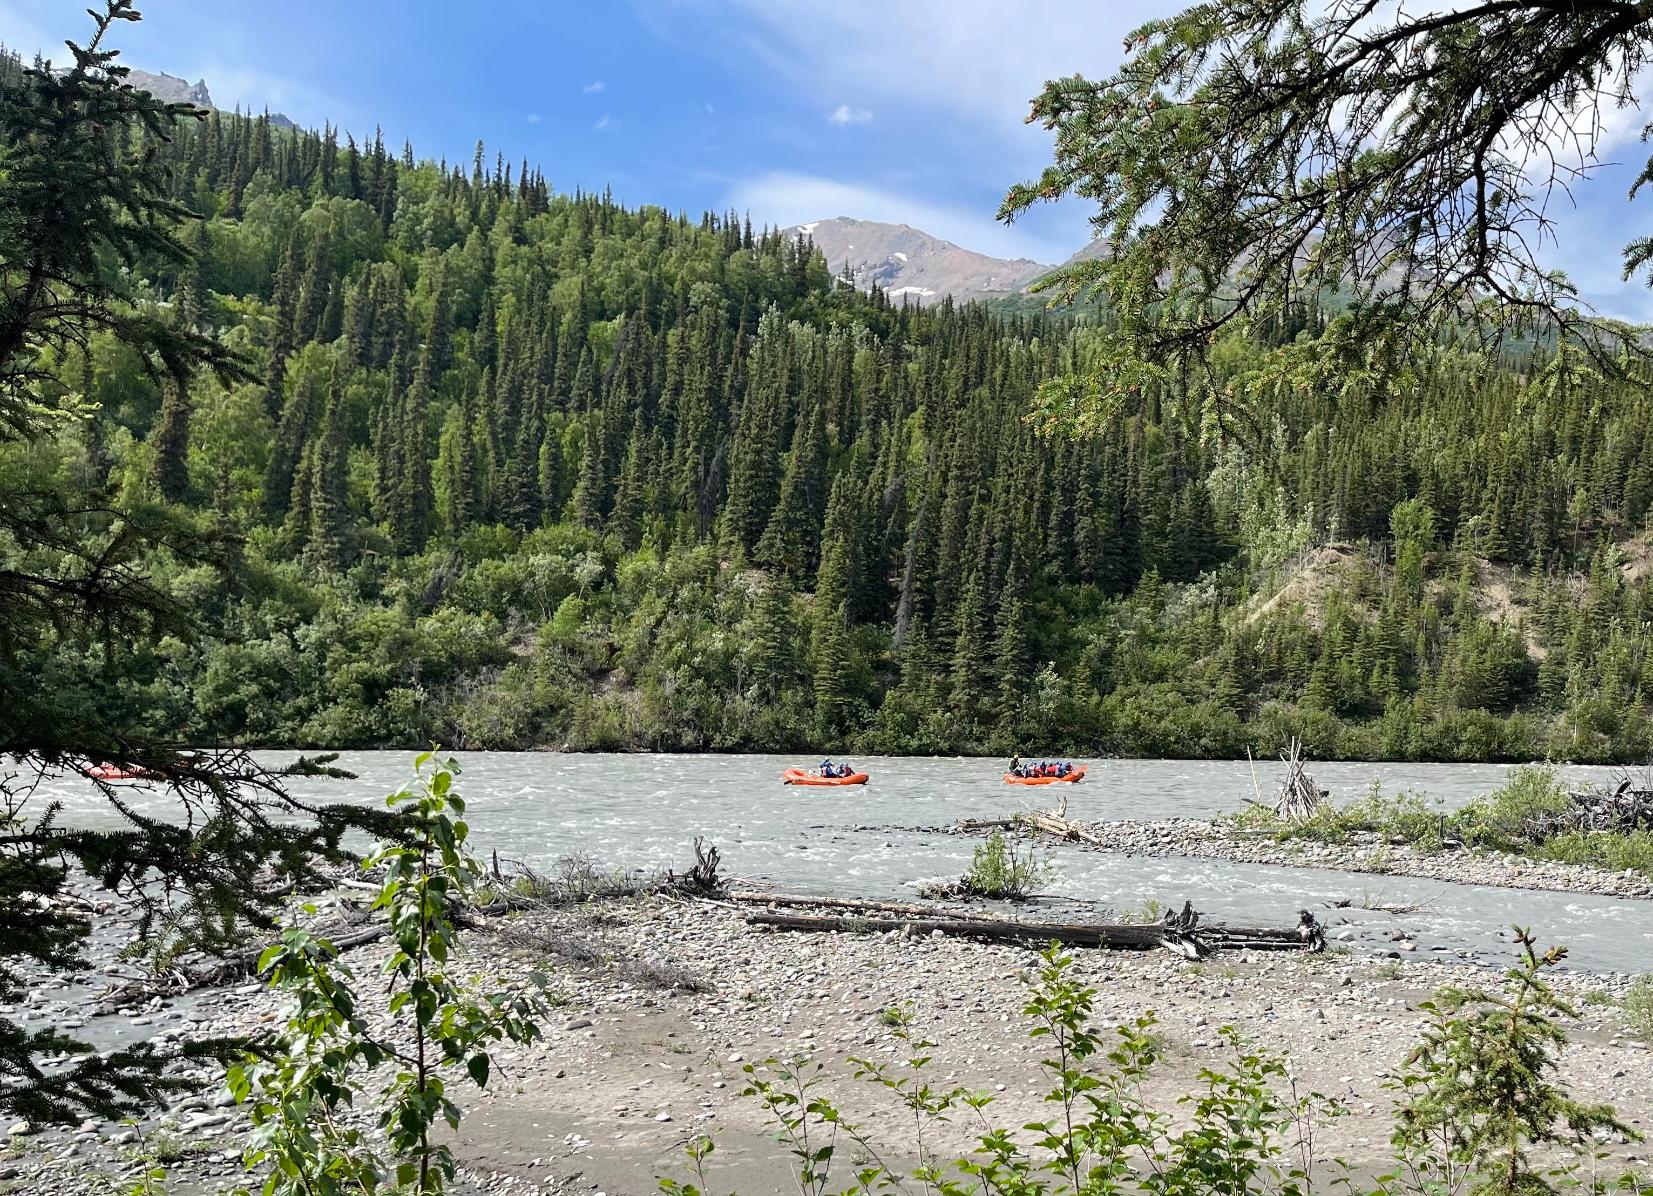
left=957, top=804, right=1102, bottom=844
left=1534, top=780, right=1653, bottom=839
left=729, top=891, right=1324, bottom=959
left=1270, top=739, right=1328, bottom=822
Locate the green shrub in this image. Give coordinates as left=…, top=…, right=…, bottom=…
left=1118, top=898, right=1166, bottom=925
left=1625, top=976, right=1653, bottom=1039
left=1453, top=765, right=1572, bottom=849
left=959, top=831, right=1056, bottom=900
left=227, top=753, right=548, bottom=1196
left=1231, top=782, right=1444, bottom=847
left=1342, top=784, right=1447, bottom=846
left=1391, top=931, right=1633, bottom=1196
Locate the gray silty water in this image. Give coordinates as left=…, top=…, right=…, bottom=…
left=23, top=752, right=1653, bottom=974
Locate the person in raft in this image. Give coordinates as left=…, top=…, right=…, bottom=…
left=1009, top=754, right=1023, bottom=776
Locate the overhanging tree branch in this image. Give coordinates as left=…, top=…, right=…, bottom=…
left=1002, top=0, right=1653, bottom=427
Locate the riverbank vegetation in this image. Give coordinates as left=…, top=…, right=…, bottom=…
left=1235, top=767, right=1653, bottom=878
left=5, top=45, right=1653, bottom=761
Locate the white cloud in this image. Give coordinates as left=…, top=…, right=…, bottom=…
left=727, top=170, right=1072, bottom=263
left=594, top=113, right=618, bottom=132
left=583, top=79, right=606, bottom=93
left=681, top=0, right=1156, bottom=143
left=828, top=103, right=872, bottom=126
left=527, top=113, right=543, bottom=124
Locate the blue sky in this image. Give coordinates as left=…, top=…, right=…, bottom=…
left=3, top=0, right=1651, bottom=320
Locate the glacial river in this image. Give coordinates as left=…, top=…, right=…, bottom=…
left=26, top=753, right=1653, bottom=975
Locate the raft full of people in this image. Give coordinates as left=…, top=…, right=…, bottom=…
left=781, top=759, right=869, bottom=786
left=1004, top=757, right=1086, bottom=785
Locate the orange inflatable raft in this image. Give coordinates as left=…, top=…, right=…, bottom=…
left=1003, top=766, right=1087, bottom=786
left=84, top=762, right=152, bottom=781
left=782, top=768, right=870, bottom=787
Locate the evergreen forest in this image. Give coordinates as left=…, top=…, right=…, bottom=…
left=10, top=65, right=1653, bottom=763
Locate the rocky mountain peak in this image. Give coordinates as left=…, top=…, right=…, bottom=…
left=782, top=216, right=1054, bottom=306
left=126, top=68, right=212, bottom=109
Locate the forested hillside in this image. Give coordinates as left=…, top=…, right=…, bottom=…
left=11, top=83, right=1653, bottom=761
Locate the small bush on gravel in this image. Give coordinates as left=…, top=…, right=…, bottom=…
left=957, top=831, right=1056, bottom=900
left=1454, top=765, right=1573, bottom=849
left=1234, top=769, right=1653, bottom=880
left=1626, top=976, right=1653, bottom=1039
left=1118, top=897, right=1165, bottom=924
left=1234, top=783, right=1444, bottom=847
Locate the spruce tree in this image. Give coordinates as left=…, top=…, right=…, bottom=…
left=751, top=575, right=798, bottom=700
left=609, top=419, right=646, bottom=548
left=147, top=375, right=191, bottom=502
left=435, top=403, right=474, bottom=536
left=263, top=232, right=301, bottom=420
left=263, top=347, right=326, bottom=520
left=810, top=597, right=854, bottom=735
left=305, top=384, right=351, bottom=571
left=1005, top=0, right=1653, bottom=412
left=992, top=590, right=1031, bottom=714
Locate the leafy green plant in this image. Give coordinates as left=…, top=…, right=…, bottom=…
left=1538, top=830, right=1653, bottom=880
left=115, top=1119, right=174, bottom=1196
left=1237, top=783, right=1447, bottom=849
left=958, top=831, right=1057, bottom=900
left=1625, top=976, right=1653, bottom=1040
left=1230, top=771, right=1653, bottom=881
left=1118, top=897, right=1166, bottom=925
left=1453, top=767, right=1573, bottom=850
left=227, top=752, right=547, bottom=1196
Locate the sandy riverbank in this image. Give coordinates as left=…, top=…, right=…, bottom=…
left=5, top=893, right=1650, bottom=1196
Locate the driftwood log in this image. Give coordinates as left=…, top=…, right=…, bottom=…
left=726, top=891, right=999, bottom=920
left=957, top=810, right=1105, bottom=845
left=746, top=903, right=1324, bottom=958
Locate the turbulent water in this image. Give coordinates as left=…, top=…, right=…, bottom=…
left=27, top=753, right=1653, bottom=974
